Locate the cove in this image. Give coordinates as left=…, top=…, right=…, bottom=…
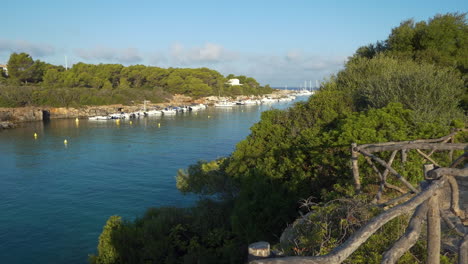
left=0, top=98, right=306, bottom=264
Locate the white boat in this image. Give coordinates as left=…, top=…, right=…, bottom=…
left=189, top=104, right=206, bottom=111
left=146, top=109, right=162, bottom=116
left=88, top=115, right=110, bottom=120
left=131, top=111, right=147, bottom=118
left=214, top=101, right=236, bottom=107
left=243, top=99, right=260, bottom=105
left=161, top=108, right=177, bottom=115
left=261, top=97, right=277, bottom=104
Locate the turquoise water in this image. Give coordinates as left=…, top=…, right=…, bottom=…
left=0, top=98, right=306, bottom=264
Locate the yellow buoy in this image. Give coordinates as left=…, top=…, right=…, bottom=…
left=130, top=121, right=133, bottom=125
left=64, top=139, right=68, bottom=145
left=116, top=119, right=120, bottom=125
left=75, top=118, right=79, bottom=122
left=208, top=115, right=211, bottom=118
left=34, top=133, right=38, bottom=139
left=158, top=123, right=161, bottom=128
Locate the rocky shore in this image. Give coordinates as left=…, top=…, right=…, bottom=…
left=0, top=90, right=294, bottom=128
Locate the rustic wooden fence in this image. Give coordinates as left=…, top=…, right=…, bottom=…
left=251, top=130, right=467, bottom=264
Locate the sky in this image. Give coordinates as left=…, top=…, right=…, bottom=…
left=1, top=0, right=466, bottom=87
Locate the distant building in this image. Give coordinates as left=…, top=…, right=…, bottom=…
left=226, top=78, right=242, bottom=86
left=0, top=64, right=7, bottom=76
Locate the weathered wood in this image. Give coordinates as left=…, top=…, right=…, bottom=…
left=358, top=132, right=459, bottom=149
left=439, top=209, right=465, bottom=237
left=459, top=234, right=468, bottom=264
left=365, top=156, right=385, bottom=202
left=381, top=202, right=428, bottom=264
left=428, top=136, right=453, bottom=157
left=427, top=167, right=468, bottom=179
left=379, top=192, right=415, bottom=208
left=424, top=164, right=435, bottom=180
left=367, top=151, right=398, bottom=203
left=357, top=149, right=419, bottom=193
left=382, top=150, right=398, bottom=180
left=401, top=149, right=407, bottom=163
left=449, top=136, right=455, bottom=162
left=248, top=241, right=271, bottom=261
left=427, top=190, right=441, bottom=264
left=359, top=143, right=467, bottom=154
left=447, top=176, right=465, bottom=219
left=384, top=182, right=406, bottom=194
left=252, top=178, right=446, bottom=264
left=451, top=153, right=467, bottom=168
left=351, top=143, right=361, bottom=193
left=417, top=149, right=440, bottom=167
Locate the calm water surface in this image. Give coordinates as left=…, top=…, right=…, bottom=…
left=0, top=98, right=306, bottom=264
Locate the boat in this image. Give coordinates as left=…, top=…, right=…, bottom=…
left=88, top=116, right=110, bottom=120
left=214, top=101, right=236, bottom=107
left=161, top=108, right=177, bottom=115
left=189, top=104, right=206, bottom=111
left=261, top=97, right=277, bottom=104
left=243, top=99, right=260, bottom=105
left=146, top=109, right=162, bottom=116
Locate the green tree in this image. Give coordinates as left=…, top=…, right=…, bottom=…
left=90, top=215, right=122, bottom=264
left=336, top=55, right=464, bottom=123
left=7, top=52, right=34, bottom=84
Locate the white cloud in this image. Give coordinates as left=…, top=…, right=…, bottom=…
left=0, top=39, right=55, bottom=57
left=75, top=46, right=142, bottom=64
left=169, top=42, right=237, bottom=65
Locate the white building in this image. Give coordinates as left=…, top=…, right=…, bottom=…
left=226, top=78, right=242, bottom=86
left=0, top=64, right=7, bottom=76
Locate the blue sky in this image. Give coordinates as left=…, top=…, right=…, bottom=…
left=1, top=0, right=466, bottom=86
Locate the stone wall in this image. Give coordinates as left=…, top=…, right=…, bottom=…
left=0, top=107, right=43, bottom=122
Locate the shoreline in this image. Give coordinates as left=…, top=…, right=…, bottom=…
left=0, top=90, right=296, bottom=128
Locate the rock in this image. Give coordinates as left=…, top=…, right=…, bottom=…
left=0, top=121, right=17, bottom=129
left=0, top=107, right=43, bottom=122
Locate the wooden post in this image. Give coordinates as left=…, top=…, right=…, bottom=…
left=427, top=189, right=440, bottom=264
left=351, top=143, right=361, bottom=193
left=401, top=149, right=407, bottom=164
left=459, top=234, right=468, bottom=264
left=449, top=136, right=454, bottom=162
left=248, top=241, right=271, bottom=262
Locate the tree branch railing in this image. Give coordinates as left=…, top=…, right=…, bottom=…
left=252, top=167, right=467, bottom=264
left=250, top=131, right=467, bottom=264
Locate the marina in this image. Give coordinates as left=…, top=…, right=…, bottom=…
left=0, top=95, right=309, bottom=264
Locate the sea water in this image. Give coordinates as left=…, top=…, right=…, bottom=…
left=0, top=97, right=307, bottom=264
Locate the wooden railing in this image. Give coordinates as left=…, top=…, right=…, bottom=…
left=251, top=131, right=467, bottom=264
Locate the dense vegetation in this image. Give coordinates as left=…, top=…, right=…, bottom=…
left=0, top=54, right=272, bottom=107
left=90, top=13, right=467, bottom=264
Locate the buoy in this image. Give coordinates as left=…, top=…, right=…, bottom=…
left=130, top=121, right=133, bottom=125
left=75, top=118, right=79, bottom=122
left=34, top=133, right=38, bottom=139
left=64, top=139, right=68, bottom=145
left=116, top=119, right=120, bottom=124
left=208, top=115, right=211, bottom=118
left=158, top=123, right=161, bottom=128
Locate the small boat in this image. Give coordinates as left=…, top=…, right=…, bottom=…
left=161, top=108, right=177, bottom=115
left=243, top=99, right=260, bottom=105
left=261, top=97, right=276, bottom=104
left=214, top=101, right=236, bottom=107
left=89, top=116, right=110, bottom=120
left=146, top=109, right=162, bottom=116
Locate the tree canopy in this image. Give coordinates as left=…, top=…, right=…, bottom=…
left=0, top=55, right=272, bottom=107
